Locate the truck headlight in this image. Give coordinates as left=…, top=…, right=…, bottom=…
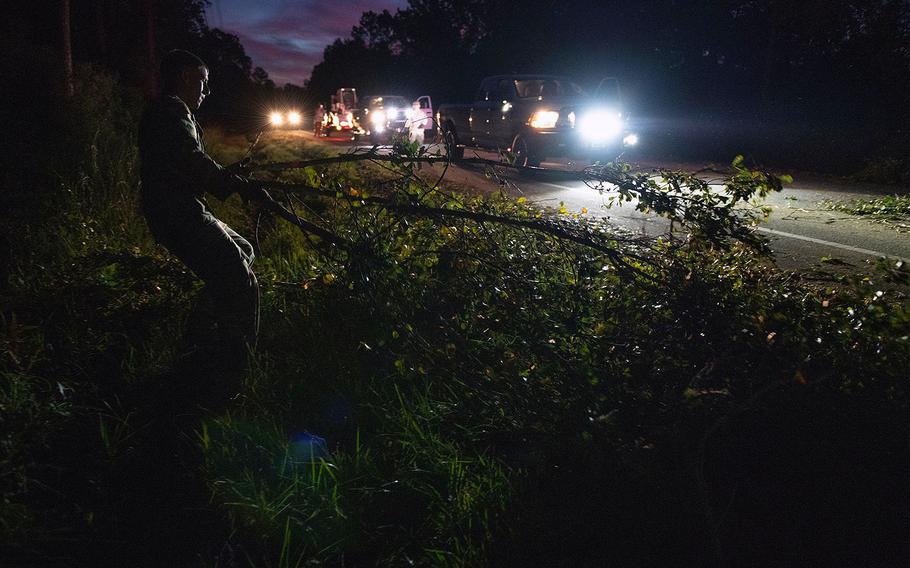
left=529, top=110, right=559, bottom=129
left=270, top=112, right=284, bottom=126
left=370, top=110, right=386, bottom=125
left=287, top=111, right=301, bottom=125
left=578, top=109, right=622, bottom=142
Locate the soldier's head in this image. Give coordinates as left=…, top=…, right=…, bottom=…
left=161, top=49, right=210, bottom=111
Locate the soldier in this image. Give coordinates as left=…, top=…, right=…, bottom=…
left=406, top=100, right=429, bottom=146
left=314, top=103, right=326, bottom=136
left=138, top=49, right=265, bottom=364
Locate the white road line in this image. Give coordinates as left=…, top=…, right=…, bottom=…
left=756, top=227, right=910, bottom=263
left=541, top=182, right=586, bottom=192
left=535, top=180, right=909, bottom=263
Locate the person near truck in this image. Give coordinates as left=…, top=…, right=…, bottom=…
left=406, top=100, right=427, bottom=145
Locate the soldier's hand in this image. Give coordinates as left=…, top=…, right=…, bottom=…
left=239, top=180, right=272, bottom=204
left=229, top=174, right=251, bottom=197
left=248, top=185, right=272, bottom=203
left=225, top=156, right=253, bottom=174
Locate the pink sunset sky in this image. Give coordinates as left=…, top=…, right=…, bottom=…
left=205, top=0, right=408, bottom=86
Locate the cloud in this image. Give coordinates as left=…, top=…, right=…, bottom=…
left=208, top=0, right=407, bottom=86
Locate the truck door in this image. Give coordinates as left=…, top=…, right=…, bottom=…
left=490, top=78, right=517, bottom=147
left=472, top=78, right=498, bottom=145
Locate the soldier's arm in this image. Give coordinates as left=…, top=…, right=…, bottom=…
left=142, top=101, right=242, bottom=200
left=168, top=114, right=240, bottom=200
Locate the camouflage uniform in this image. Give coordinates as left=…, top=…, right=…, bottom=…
left=138, top=95, right=259, bottom=348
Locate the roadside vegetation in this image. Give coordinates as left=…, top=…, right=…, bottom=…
left=3, top=66, right=910, bottom=567
left=853, top=157, right=910, bottom=186
left=823, top=194, right=910, bottom=233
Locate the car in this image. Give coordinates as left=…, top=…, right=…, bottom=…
left=267, top=107, right=304, bottom=130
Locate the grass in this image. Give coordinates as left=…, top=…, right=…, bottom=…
left=2, top=68, right=910, bottom=566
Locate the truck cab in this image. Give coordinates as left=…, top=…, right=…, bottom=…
left=358, top=95, right=410, bottom=141
left=438, top=75, right=637, bottom=166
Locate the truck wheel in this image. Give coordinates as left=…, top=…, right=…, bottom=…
left=442, top=124, right=464, bottom=161
left=511, top=134, right=541, bottom=168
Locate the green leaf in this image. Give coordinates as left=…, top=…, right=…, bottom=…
left=304, top=166, right=320, bottom=188
left=98, top=262, right=122, bottom=288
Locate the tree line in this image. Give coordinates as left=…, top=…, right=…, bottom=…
left=305, top=0, right=910, bottom=164
left=1, top=0, right=288, bottom=133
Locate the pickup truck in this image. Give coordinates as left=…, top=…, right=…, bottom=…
left=437, top=75, right=637, bottom=166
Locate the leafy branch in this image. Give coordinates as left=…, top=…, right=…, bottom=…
left=245, top=144, right=789, bottom=283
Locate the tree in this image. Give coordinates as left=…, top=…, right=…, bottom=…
left=60, top=0, right=74, bottom=96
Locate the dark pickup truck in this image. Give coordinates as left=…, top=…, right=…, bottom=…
left=437, top=75, right=637, bottom=166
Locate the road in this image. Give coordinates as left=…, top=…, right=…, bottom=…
left=273, top=130, right=910, bottom=271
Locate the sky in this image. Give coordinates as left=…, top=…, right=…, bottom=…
left=205, top=0, right=408, bottom=87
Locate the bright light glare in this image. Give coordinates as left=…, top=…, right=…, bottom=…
left=530, top=110, right=559, bottom=129
left=287, top=111, right=301, bottom=125
left=579, top=109, right=622, bottom=142
left=387, top=107, right=398, bottom=118
left=270, top=112, right=284, bottom=126
left=623, top=133, right=639, bottom=146
left=371, top=110, right=387, bottom=125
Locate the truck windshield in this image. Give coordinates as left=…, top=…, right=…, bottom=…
left=514, top=79, right=585, bottom=99
left=368, top=96, right=407, bottom=109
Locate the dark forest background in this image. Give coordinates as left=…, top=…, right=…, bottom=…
left=3, top=0, right=909, bottom=174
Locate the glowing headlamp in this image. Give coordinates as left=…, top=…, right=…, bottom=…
left=529, top=110, right=559, bottom=129
left=370, top=110, right=387, bottom=125
left=578, top=109, right=623, bottom=142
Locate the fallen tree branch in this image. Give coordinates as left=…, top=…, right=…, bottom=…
left=251, top=180, right=658, bottom=281
left=253, top=153, right=550, bottom=173
left=254, top=191, right=349, bottom=248
left=246, top=150, right=786, bottom=285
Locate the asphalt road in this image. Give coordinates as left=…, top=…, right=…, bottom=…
left=277, top=130, right=910, bottom=271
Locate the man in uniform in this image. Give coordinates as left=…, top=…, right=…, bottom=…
left=138, top=49, right=264, bottom=364
left=406, top=100, right=426, bottom=145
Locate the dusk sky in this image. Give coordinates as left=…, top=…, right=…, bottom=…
left=205, top=0, right=408, bottom=87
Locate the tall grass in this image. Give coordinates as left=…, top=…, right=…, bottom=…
left=2, top=70, right=910, bottom=567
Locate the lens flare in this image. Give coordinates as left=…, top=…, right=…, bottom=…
left=579, top=109, right=622, bottom=142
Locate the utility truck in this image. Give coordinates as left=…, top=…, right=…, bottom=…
left=315, top=88, right=360, bottom=137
